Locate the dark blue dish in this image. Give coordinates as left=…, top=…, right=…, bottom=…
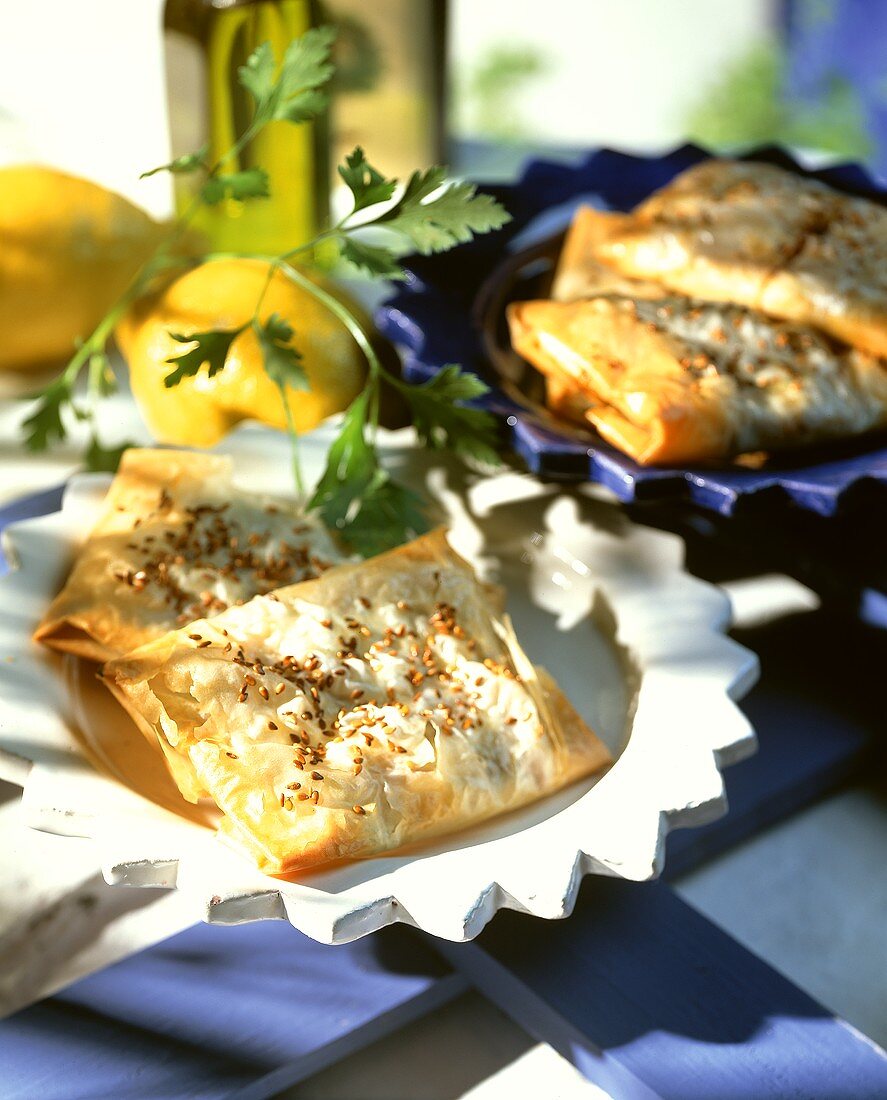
left=375, top=144, right=887, bottom=517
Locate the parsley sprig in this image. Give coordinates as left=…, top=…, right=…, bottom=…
left=22, top=26, right=510, bottom=557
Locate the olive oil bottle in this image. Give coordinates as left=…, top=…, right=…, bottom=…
left=162, top=0, right=447, bottom=251
left=163, top=0, right=329, bottom=253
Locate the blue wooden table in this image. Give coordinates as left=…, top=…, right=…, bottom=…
left=1, top=488, right=885, bottom=1099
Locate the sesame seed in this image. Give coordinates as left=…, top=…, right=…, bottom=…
left=353, top=804, right=366, bottom=815
left=311, top=771, right=323, bottom=781
left=268, top=721, right=278, bottom=731
left=188, top=633, right=203, bottom=641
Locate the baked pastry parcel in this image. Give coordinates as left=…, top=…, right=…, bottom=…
left=508, top=295, right=887, bottom=465
left=103, top=529, right=611, bottom=874
left=551, top=205, right=668, bottom=304
left=581, top=160, right=887, bottom=357
left=34, top=448, right=345, bottom=664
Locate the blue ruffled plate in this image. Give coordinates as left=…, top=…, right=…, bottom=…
left=375, top=144, right=887, bottom=517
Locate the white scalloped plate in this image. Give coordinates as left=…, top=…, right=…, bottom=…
left=0, top=428, right=758, bottom=943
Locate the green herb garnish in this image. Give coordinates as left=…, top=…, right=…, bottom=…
left=22, top=26, right=510, bottom=556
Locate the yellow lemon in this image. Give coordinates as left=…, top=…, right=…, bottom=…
left=0, top=164, right=164, bottom=371
left=116, top=258, right=367, bottom=446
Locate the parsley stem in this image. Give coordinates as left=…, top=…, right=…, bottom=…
left=250, top=260, right=279, bottom=322
left=277, top=259, right=384, bottom=441
left=86, top=351, right=105, bottom=408
left=61, top=288, right=137, bottom=388
left=202, top=251, right=276, bottom=263
left=277, top=382, right=306, bottom=499
left=277, top=260, right=383, bottom=378
left=278, top=226, right=340, bottom=263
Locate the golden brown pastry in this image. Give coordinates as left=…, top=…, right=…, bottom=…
left=551, top=206, right=669, bottom=303
left=508, top=295, right=887, bottom=465
left=586, top=160, right=887, bottom=357
left=543, top=371, right=597, bottom=428
left=34, top=448, right=345, bottom=664
left=102, top=529, right=610, bottom=874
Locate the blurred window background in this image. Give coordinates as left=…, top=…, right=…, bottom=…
left=0, top=0, right=883, bottom=218
left=451, top=0, right=884, bottom=176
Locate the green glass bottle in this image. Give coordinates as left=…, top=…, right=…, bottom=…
left=163, top=0, right=330, bottom=254
left=163, top=1, right=448, bottom=251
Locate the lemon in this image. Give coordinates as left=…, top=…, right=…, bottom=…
left=116, top=258, right=367, bottom=446
left=0, top=165, right=164, bottom=371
